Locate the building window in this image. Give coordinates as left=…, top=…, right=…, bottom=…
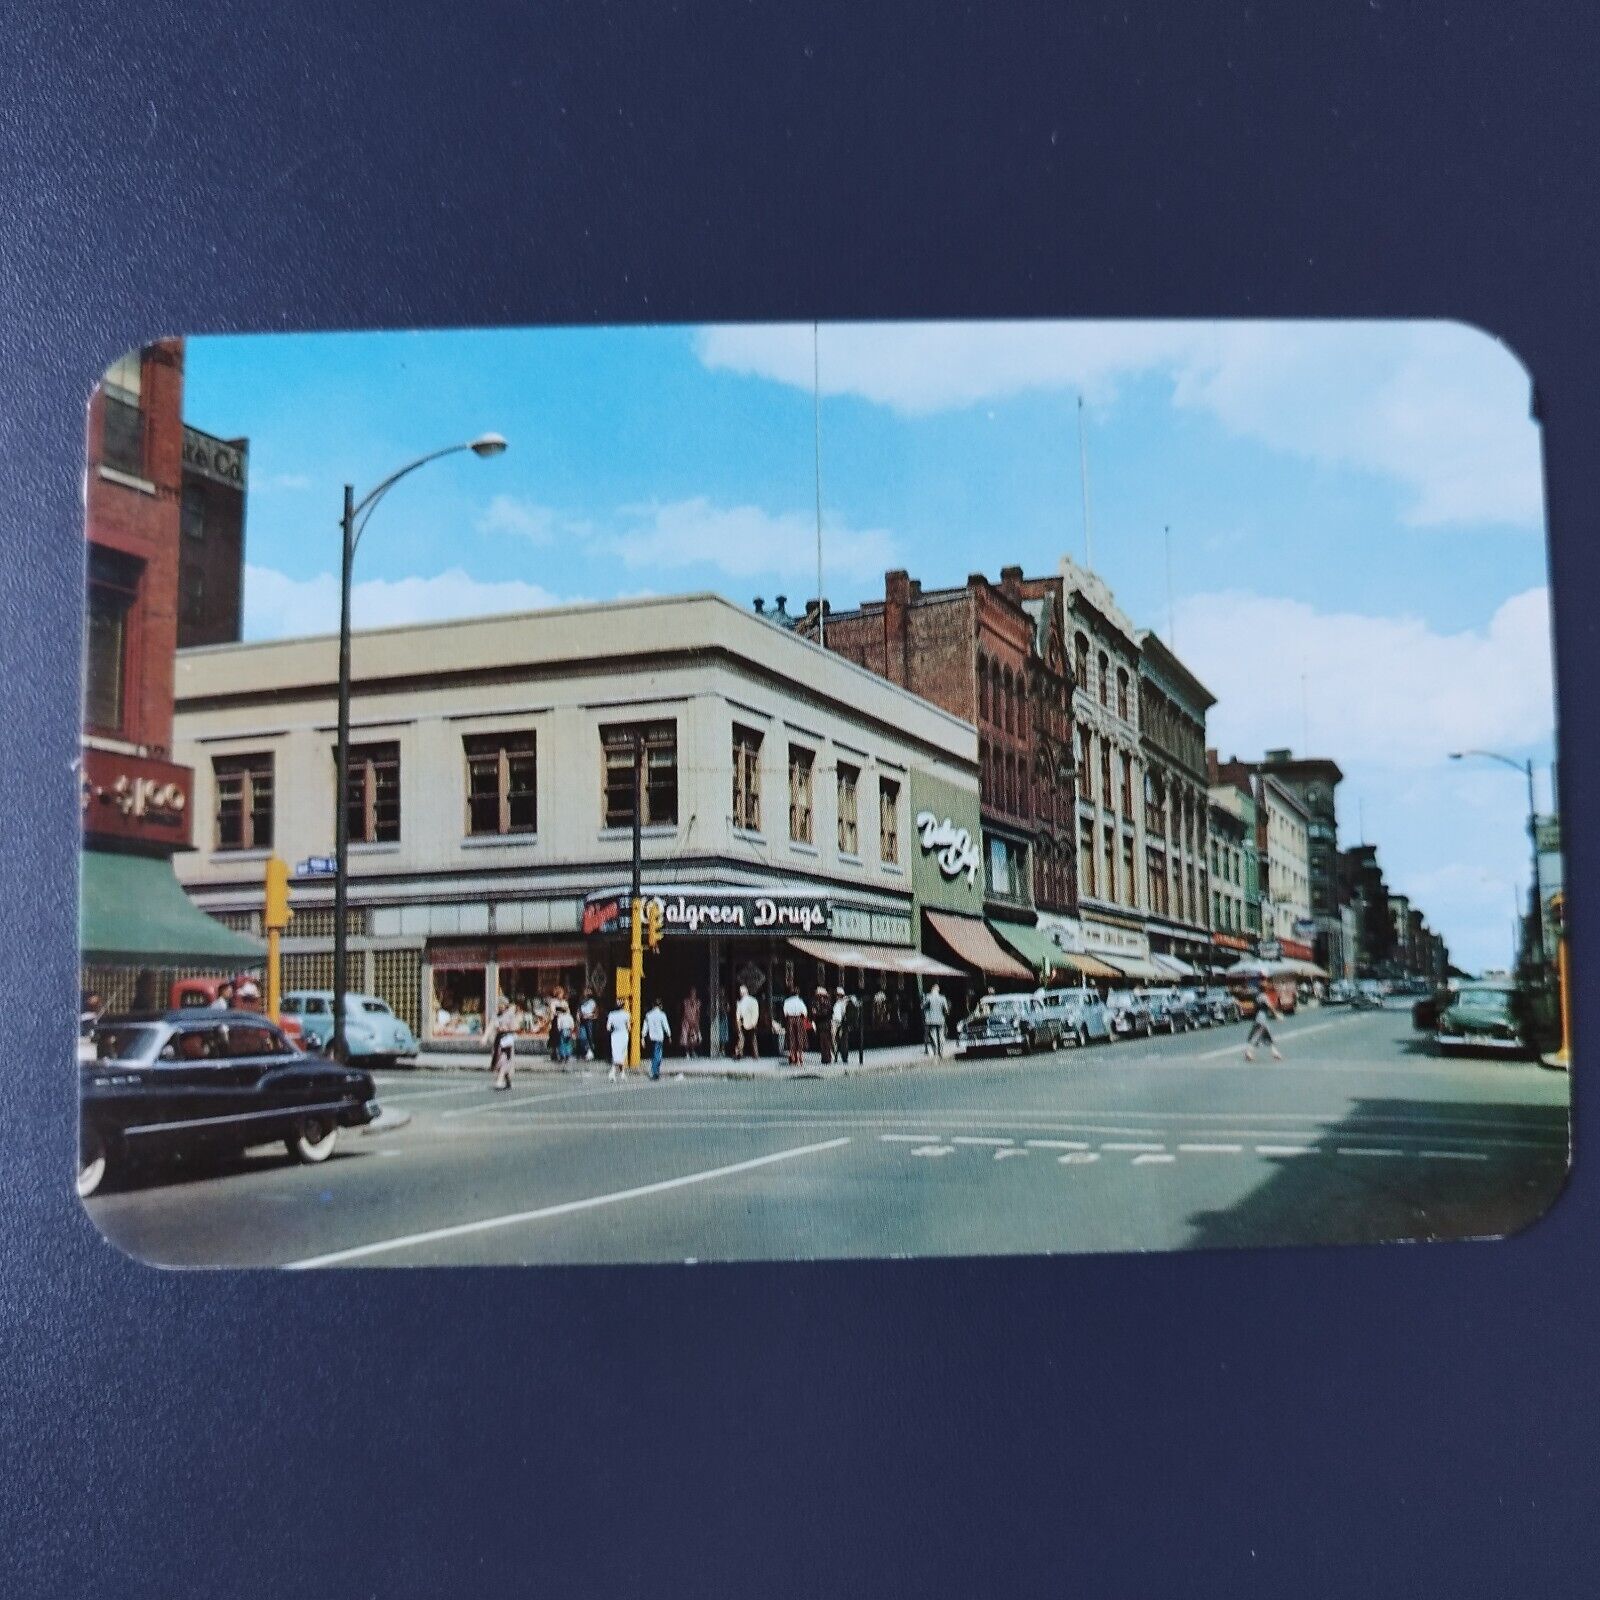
left=732, top=725, right=762, bottom=831
left=837, top=762, right=860, bottom=854
left=180, top=562, right=206, bottom=629
left=1122, top=835, right=1137, bottom=909
left=986, top=834, right=1030, bottom=903
left=1078, top=728, right=1093, bottom=798
left=1100, top=744, right=1113, bottom=814
left=1121, top=752, right=1134, bottom=815
left=1117, top=667, right=1130, bottom=720
left=214, top=753, right=274, bottom=851
left=344, top=741, right=401, bottom=844
left=181, top=483, right=206, bottom=541
left=1074, top=631, right=1090, bottom=690
left=880, top=777, right=900, bottom=864
left=601, top=721, right=678, bottom=829
left=100, top=350, right=145, bottom=477
left=1079, top=816, right=1096, bottom=898
left=1097, top=650, right=1109, bottom=707
left=978, top=656, right=991, bottom=723
left=85, top=546, right=141, bottom=733
left=788, top=745, right=815, bottom=844
left=464, top=731, right=537, bottom=836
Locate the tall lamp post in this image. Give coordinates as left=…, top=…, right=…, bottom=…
left=1449, top=749, right=1547, bottom=977
left=331, top=434, right=508, bottom=1060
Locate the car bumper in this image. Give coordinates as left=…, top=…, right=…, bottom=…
left=1435, top=1032, right=1524, bottom=1052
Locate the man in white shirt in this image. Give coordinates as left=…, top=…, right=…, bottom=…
left=642, top=998, right=672, bottom=1080
left=781, top=985, right=810, bottom=1065
left=606, top=1000, right=632, bottom=1080
left=734, top=984, right=761, bottom=1059
left=922, top=983, right=950, bottom=1057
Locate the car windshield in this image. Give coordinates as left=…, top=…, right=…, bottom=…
left=977, top=997, right=1028, bottom=1014
left=360, top=999, right=392, bottom=1015
left=1456, top=987, right=1512, bottom=1010
left=93, top=1024, right=163, bottom=1063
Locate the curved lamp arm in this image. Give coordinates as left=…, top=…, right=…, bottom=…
left=350, top=434, right=507, bottom=552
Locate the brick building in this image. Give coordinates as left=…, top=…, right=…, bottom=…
left=178, top=424, right=249, bottom=646
left=81, top=342, right=259, bottom=1005
left=1256, top=749, right=1345, bottom=976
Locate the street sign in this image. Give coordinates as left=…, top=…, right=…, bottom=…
left=295, top=855, right=337, bottom=878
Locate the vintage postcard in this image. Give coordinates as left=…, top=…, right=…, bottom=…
left=76, top=321, right=1568, bottom=1265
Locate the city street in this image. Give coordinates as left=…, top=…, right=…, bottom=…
left=84, top=1006, right=1570, bottom=1267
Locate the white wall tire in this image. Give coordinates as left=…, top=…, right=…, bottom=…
left=77, top=1127, right=108, bottom=1199
left=288, top=1118, right=340, bottom=1164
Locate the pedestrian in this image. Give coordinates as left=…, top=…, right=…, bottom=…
left=1243, top=984, right=1284, bottom=1062
left=552, top=992, right=576, bottom=1063
left=734, top=983, right=761, bottom=1059
left=831, top=986, right=848, bottom=1064
left=489, top=1000, right=519, bottom=1090
left=680, top=987, right=703, bottom=1058
left=812, top=985, right=834, bottom=1065
left=606, top=997, right=632, bottom=1080
left=923, top=982, right=950, bottom=1058
left=577, top=988, right=598, bottom=1062
left=844, top=987, right=864, bottom=1064
left=782, top=983, right=810, bottom=1065
left=643, top=997, right=672, bottom=1081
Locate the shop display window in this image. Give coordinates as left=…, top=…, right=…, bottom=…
left=431, top=967, right=487, bottom=1037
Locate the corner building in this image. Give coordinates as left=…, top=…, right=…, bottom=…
left=171, top=594, right=978, bottom=1052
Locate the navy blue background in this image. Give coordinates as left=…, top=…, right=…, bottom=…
left=2, top=3, right=1594, bottom=1593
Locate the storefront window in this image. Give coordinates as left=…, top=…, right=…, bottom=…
left=496, top=959, right=589, bottom=1042
left=431, top=966, right=488, bottom=1037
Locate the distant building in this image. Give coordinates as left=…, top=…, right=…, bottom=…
left=1207, top=780, right=1254, bottom=962
left=1338, top=844, right=1393, bottom=976
left=177, top=424, right=248, bottom=647
left=1257, top=749, right=1344, bottom=978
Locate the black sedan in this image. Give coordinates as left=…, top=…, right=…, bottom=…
left=79, top=1013, right=380, bottom=1198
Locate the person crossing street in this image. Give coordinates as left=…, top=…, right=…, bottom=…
left=643, top=997, right=672, bottom=1081
left=1244, top=984, right=1285, bottom=1062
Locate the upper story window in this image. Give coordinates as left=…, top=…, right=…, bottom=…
left=214, top=752, right=274, bottom=851
left=464, top=731, right=537, bottom=836
left=344, top=741, right=401, bottom=844
left=788, top=745, right=815, bottom=845
left=1074, top=632, right=1089, bottom=689
left=977, top=656, right=991, bottom=724
left=1097, top=650, right=1110, bottom=707
left=1117, top=667, right=1130, bottom=721
left=837, top=762, right=860, bottom=854
left=84, top=546, right=140, bottom=733
left=601, top=720, right=678, bottom=829
left=732, top=725, right=763, bottom=832
left=1077, top=728, right=1093, bottom=797
left=181, top=483, right=205, bottom=541
left=100, top=349, right=145, bottom=477
left=879, top=777, right=900, bottom=865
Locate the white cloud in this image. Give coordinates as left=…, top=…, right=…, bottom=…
left=612, top=496, right=898, bottom=586
left=697, top=320, right=1543, bottom=529
left=243, top=564, right=575, bottom=639
left=1179, top=585, right=1554, bottom=770
left=253, top=471, right=312, bottom=492
left=476, top=493, right=559, bottom=543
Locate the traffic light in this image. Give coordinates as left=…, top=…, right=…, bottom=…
left=644, top=898, right=664, bottom=951
left=264, top=856, right=293, bottom=931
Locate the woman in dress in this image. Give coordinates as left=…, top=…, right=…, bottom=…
left=680, top=987, right=703, bottom=1058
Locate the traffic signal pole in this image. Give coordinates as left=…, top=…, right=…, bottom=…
left=629, top=734, right=644, bottom=1070
left=264, top=856, right=292, bottom=1022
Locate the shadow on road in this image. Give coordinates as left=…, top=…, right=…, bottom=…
left=1183, top=1095, right=1572, bottom=1251
left=97, top=1140, right=369, bottom=1196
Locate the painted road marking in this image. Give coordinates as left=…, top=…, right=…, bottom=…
left=910, top=1144, right=955, bottom=1158
left=1337, top=1146, right=1407, bottom=1158
left=1256, top=1144, right=1316, bottom=1157
left=1194, top=1019, right=1346, bottom=1060
left=440, top=1083, right=639, bottom=1119
left=369, top=1083, right=500, bottom=1103
left=1419, top=1150, right=1491, bottom=1162
left=1132, top=1153, right=1176, bottom=1165
left=1026, top=1139, right=1092, bottom=1150
left=1179, top=1142, right=1244, bottom=1154
left=283, top=1136, right=854, bottom=1269
left=1102, top=1142, right=1167, bottom=1153
left=880, top=1133, right=943, bottom=1143
left=1058, top=1151, right=1099, bottom=1164
left=951, top=1135, right=1014, bottom=1146
left=994, top=1148, right=1028, bottom=1161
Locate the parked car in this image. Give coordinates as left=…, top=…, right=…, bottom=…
left=1142, top=987, right=1193, bottom=1034
left=1413, top=983, right=1458, bottom=1032
left=1104, top=990, right=1152, bottom=1040
left=1173, top=988, right=1212, bottom=1028
left=282, top=990, right=419, bottom=1063
left=1202, top=987, right=1241, bottom=1025
left=1036, top=988, right=1112, bottom=1047
left=1324, top=980, right=1354, bottom=1006
left=1435, top=979, right=1525, bottom=1056
left=78, top=1012, right=380, bottom=1198
left=956, top=993, right=1060, bottom=1056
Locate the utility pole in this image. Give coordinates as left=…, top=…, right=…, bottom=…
left=628, top=732, right=645, bottom=1070
left=332, top=483, right=355, bottom=1062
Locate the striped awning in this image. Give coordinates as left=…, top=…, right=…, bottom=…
left=789, top=937, right=964, bottom=980
left=991, top=921, right=1121, bottom=982
left=1096, top=953, right=1163, bottom=981
left=924, top=911, right=1033, bottom=982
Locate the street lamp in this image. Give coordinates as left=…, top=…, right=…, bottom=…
left=331, top=434, right=508, bottom=1059
left=1448, top=749, right=1547, bottom=977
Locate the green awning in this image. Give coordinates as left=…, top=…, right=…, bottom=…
left=81, top=849, right=265, bottom=967
left=988, top=921, right=1119, bottom=983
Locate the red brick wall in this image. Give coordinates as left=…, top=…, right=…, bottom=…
left=85, top=339, right=185, bottom=753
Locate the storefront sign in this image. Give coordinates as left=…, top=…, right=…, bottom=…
left=1080, top=916, right=1150, bottom=960
left=1212, top=932, right=1252, bottom=953
left=81, top=747, right=193, bottom=849
left=831, top=905, right=914, bottom=947
left=182, top=426, right=248, bottom=490
left=583, top=889, right=832, bottom=938
left=915, top=811, right=981, bottom=885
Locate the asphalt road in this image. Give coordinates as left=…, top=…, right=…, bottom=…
left=83, top=1006, right=1571, bottom=1268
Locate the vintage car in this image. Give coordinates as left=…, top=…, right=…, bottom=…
left=281, top=990, right=419, bottom=1063
left=1435, top=980, right=1525, bottom=1056
left=1142, top=987, right=1192, bottom=1034
left=1172, top=988, right=1213, bottom=1028
left=1201, top=987, right=1241, bottom=1025
left=1036, top=988, right=1112, bottom=1047
left=1413, top=984, right=1458, bottom=1032
left=1103, top=990, right=1152, bottom=1040
left=169, top=974, right=305, bottom=1047
left=78, top=1013, right=380, bottom=1197
left=956, top=993, right=1061, bottom=1056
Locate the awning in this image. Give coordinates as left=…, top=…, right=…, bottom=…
left=991, top=922, right=1121, bottom=983
left=1096, top=953, right=1163, bottom=981
left=81, top=849, right=265, bottom=967
left=924, top=910, right=1033, bottom=982
left=789, top=936, right=963, bottom=979
left=1151, top=953, right=1199, bottom=979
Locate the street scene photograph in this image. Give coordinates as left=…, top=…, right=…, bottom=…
left=77, top=319, right=1569, bottom=1267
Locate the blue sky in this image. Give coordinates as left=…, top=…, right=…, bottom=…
left=183, top=320, right=1556, bottom=973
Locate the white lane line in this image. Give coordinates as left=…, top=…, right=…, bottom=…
left=1419, top=1150, right=1491, bottom=1162
left=1256, top=1144, right=1316, bottom=1156
left=910, top=1144, right=954, bottom=1158
left=440, top=1083, right=638, bottom=1119
left=880, top=1133, right=942, bottom=1143
left=371, top=1084, right=503, bottom=1103
left=1027, top=1138, right=1091, bottom=1150
left=951, top=1135, right=1014, bottom=1146
left=1337, top=1146, right=1406, bottom=1158
left=1058, top=1151, right=1099, bottom=1164
left=1102, top=1142, right=1167, bottom=1153
left=1133, top=1153, right=1176, bottom=1165
left=1178, top=1142, right=1243, bottom=1154
left=994, top=1148, right=1028, bottom=1161
left=1193, top=1019, right=1346, bottom=1060
left=283, top=1136, right=854, bottom=1269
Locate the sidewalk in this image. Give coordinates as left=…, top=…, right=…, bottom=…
left=403, top=1040, right=946, bottom=1080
